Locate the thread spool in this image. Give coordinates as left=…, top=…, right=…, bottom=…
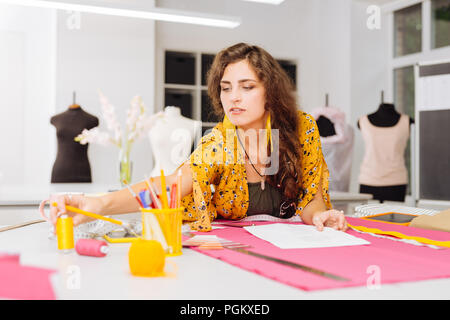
left=56, top=214, right=74, bottom=253
left=128, top=239, right=165, bottom=277
left=75, top=239, right=109, bottom=257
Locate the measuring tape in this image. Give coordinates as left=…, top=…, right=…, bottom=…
left=347, top=223, right=450, bottom=249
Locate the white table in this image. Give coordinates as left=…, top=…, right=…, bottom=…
left=0, top=183, right=119, bottom=206
left=1, top=208, right=450, bottom=300
left=0, top=185, right=374, bottom=225
left=0, top=185, right=373, bottom=206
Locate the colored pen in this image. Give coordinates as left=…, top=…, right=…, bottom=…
left=146, top=176, right=162, bottom=209
left=53, top=203, right=139, bottom=238
left=159, top=169, right=169, bottom=209
left=139, top=189, right=149, bottom=208
left=177, top=169, right=182, bottom=208
left=170, top=183, right=177, bottom=209
left=143, top=177, right=156, bottom=209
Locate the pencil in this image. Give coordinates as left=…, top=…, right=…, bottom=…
left=170, top=183, right=177, bottom=209
left=147, top=177, right=162, bottom=209
left=143, top=176, right=156, bottom=209
left=159, top=169, right=169, bottom=209
left=177, top=169, right=182, bottom=208
left=52, top=203, right=124, bottom=226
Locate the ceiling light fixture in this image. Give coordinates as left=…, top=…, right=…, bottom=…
left=0, top=0, right=241, bottom=28
left=241, top=0, right=285, bottom=5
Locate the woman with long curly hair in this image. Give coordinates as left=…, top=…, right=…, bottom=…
left=46, top=43, right=347, bottom=232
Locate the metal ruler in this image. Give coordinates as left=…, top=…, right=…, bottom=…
left=230, top=247, right=349, bottom=282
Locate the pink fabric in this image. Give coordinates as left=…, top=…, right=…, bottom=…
left=190, top=217, right=450, bottom=291
left=0, top=254, right=57, bottom=300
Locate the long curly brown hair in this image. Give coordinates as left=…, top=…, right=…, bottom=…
left=206, top=43, right=302, bottom=202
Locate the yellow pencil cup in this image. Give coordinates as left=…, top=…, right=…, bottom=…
left=140, top=207, right=184, bottom=257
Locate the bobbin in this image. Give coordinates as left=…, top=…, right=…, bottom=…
left=75, top=239, right=109, bottom=257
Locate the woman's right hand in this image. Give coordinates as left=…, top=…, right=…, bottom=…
left=46, top=194, right=104, bottom=229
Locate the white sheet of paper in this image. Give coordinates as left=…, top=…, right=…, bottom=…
left=244, top=223, right=370, bottom=249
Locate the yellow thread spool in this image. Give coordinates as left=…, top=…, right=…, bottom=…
left=128, top=239, right=166, bottom=277
left=141, top=207, right=183, bottom=257
left=56, top=214, right=74, bottom=253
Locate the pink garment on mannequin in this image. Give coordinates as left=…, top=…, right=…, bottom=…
left=311, top=107, right=354, bottom=191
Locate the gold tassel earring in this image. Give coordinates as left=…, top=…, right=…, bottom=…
left=266, top=113, right=273, bottom=153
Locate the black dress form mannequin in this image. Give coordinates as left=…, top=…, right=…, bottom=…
left=357, top=103, right=414, bottom=202
left=316, top=95, right=336, bottom=137
left=50, top=104, right=99, bottom=183
left=316, top=116, right=336, bottom=137
left=357, top=103, right=414, bottom=129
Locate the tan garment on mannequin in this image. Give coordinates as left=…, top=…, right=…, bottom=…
left=358, top=114, right=409, bottom=186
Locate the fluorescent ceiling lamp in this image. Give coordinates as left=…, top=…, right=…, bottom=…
left=0, top=0, right=241, bottom=28
left=241, top=0, right=285, bottom=4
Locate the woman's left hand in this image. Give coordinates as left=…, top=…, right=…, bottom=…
left=312, top=209, right=348, bottom=232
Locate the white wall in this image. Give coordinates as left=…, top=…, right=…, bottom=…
left=0, top=2, right=157, bottom=188
left=155, top=0, right=353, bottom=116
left=55, top=3, right=156, bottom=186
left=0, top=0, right=390, bottom=192
left=0, top=5, right=56, bottom=187
left=156, top=0, right=388, bottom=192
left=350, top=1, right=390, bottom=192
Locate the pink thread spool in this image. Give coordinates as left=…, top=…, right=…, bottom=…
left=75, top=239, right=109, bottom=257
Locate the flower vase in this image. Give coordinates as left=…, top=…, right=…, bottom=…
left=119, top=147, right=133, bottom=186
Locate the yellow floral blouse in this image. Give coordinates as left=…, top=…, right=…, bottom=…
left=180, top=111, right=332, bottom=231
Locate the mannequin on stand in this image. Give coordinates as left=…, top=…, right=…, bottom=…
left=312, top=95, right=354, bottom=192
left=315, top=94, right=336, bottom=137
left=357, top=97, right=414, bottom=202
left=148, top=106, right=201, bottom=177
left=51, top=93, right=99, bottom=182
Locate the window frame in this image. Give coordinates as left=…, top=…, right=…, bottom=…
left=385, top=0, right=450, bottom=201
left=157, top=47, right=297, bottom=135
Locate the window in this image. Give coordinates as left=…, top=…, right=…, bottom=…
left=394, top=66, right=415, bottom=194
left=394, top=66, right=415, bottom=116
left=164, top=89, right=193, bottom=118
left=165, top=51, right=196, bottom=85
left=200, top=54, right=221, bottom=124
left=201, top=54, right=215, bottom=86
left=390, top=1, right=450, bottom=200
left=163, top=51, right=218, bottom=134
left=394, top=4, right=422, bottom=57
left=278, top=59, right=297, bottom=86
left=431, top=0, right=450, bottom=49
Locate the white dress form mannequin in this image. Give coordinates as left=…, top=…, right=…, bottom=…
left=148, top=106, right=202, bottom=177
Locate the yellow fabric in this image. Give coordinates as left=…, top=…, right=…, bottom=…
left=181, top=111, right=332, bottom=231
left=347, top=223, right=450, bottom=248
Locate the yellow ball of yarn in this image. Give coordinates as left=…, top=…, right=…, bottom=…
left=128, top=239, right=166, bottom=277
